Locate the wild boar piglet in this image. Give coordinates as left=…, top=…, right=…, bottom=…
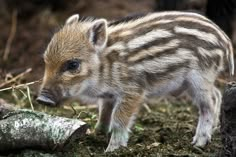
left=37, top=12, right=234, bottom=152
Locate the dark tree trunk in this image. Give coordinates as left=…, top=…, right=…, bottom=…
left=220, top=82, right=236, bottom=156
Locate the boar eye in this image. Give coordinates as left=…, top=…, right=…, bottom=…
left=63, top=59, right=80, bottom=72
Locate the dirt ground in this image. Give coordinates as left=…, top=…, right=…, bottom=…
left=1, top=97, right=222, bottom=157
left=0, top=0, right=234, bottom=156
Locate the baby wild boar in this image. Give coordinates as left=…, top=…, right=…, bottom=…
left=37, top=12, right=235, bottom=152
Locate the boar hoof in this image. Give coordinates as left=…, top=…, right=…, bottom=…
left=191, top=133, right=211, bottom=147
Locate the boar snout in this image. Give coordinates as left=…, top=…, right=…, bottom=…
left=36, top=89, right=57, bottom=106
left=36, top=95, right=56, bottom=106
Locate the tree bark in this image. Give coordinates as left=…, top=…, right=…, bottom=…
left=0, top=99, right=88, bottom=153
left=220, top=82, right=236, bottom=156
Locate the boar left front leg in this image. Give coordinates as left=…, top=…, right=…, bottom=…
left=105, top=93, right=143, bottom=152
left=95, top=98, right=115, bottom=134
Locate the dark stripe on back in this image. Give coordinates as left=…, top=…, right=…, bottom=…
left=127, top=46, right=177, bottom=65
left=126, top=37, right=176, bottom=58
left=179, top=38, right=223, bottom=69
left=126, top=35, right=223, bottom=70
left=137, top=60, right=190, bottom=86
left=108, top=20, right=224, bottom=60
left=107, top=14, right=223, bottom=47
left=108, top=12, right=212, bottom=38
left=132, top=12, right=212, bottom=30
left=108, top=13, right=147, bottom=26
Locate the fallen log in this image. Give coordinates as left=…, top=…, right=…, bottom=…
left=220, top=82, right=236, bottom=156
left=0, top=99, right=88, bottom=153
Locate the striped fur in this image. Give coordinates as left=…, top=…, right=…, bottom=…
left=38, top=11, right=235, bottom=152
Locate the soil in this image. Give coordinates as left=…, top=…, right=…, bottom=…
left=0, top=95, right=221, bottom=157
left=71, top=102, right=221, bottom=157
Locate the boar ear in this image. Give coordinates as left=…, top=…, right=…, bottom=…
left=87, top=19, right=108, bottom=51
left=66, top=14, right=79, bottom=25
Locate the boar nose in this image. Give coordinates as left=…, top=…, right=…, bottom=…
left=36, top=95, right=56, bottom=106
left=36, top=89, right=57, bottom=106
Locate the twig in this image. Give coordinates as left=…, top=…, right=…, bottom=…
left=217, top=78, right=228, bottom=84
left=0, top=68, right=32, bottom=88
left=70, top=103, right=77, bottom=116
left=0, top=80, right=41, bottom=92
left=63, top=104, right=97, bottom=110
left=3, top=10, right=17, bottom=61
left=12, top=88, right=23, bottom=104
left=18, top=89, right=28, bottom=100
left=143, top=103, right=152, bottom=113
left=77, top=111, right=88, bottom=119
left=26, top=86, right=34, bottom=111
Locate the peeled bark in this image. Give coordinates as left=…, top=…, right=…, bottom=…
left=0, top=99, right=88, bottom=153
left=220, top=82, right=236, bottom=156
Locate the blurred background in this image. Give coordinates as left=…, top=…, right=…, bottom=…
left=0, top=0, right=235, bottom=91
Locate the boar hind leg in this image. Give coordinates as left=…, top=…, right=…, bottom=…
left=105, top=93, right=143, bottom=152
left=212, top=86, right=222, bottom=130
left=187, top=71, right=218, bottom=147
left=95, top=98, right=115, bottom=134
